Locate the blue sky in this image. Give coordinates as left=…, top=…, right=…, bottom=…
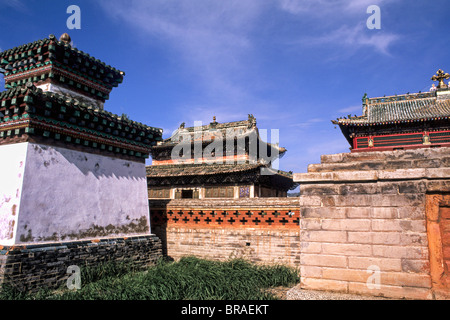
left=1, top=0, right=449, bottom=175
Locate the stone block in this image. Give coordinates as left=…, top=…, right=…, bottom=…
left=300, top=219, right=322, bottom=230
left=324, top=268, right=431, bottom=288
left=371, top=207, right=398, bottom=219
left=348, top=282, right=433, bottom=300
left=401, top=258, right=429, bottom=273
left=320, top=153, right=344, bottom=164
left=321, top=243, right=372, bottom=257
left=300, top=277, right=348, bottom=293
left=299, top=241, right=322, bottom=254
left=398, top=181, right=427, bottom=194
left=300, top=230, right=347, bottom=243
left=413, top=159, right=442, bottom=168
left=345, top=207, right=372, bottom=218
left=347, top=231, right=400, bottom=245
left=338, top=184, right=378, bottom=195
left=300, top=265, right=322, bottom=278
left=399, top=233, right=428, bottom=246
left=379, top=182, right=399, bottom=194
left=300, top=253, right=347, bottom=268
left=371, top=219, right=404, bottom=232
left=299, top=196, right=322, bottom=207
left=322, top=267, right=368, bottom=283
left=347, top=256, right=402, bottom=272
left=397, top=206, right=425, bottom=220
left=321, top=219, right=371, bottom=231
left=372, top=245, right=427, bottom=260
left=300, top=185, right=339, bottom=196
left=377, top=168, right=426, bottom=180
left=301, top=207, right=346, bottom=219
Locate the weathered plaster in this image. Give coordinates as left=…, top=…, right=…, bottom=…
left=1, top=142, right=151, bottom=244
left=0, top=143, right=28, bottom=245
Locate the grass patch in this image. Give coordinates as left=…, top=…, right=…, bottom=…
left=0, top=256, right=299, bottom=300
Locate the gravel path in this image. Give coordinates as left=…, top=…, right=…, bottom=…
left=286, top=284, right=391, bottom=300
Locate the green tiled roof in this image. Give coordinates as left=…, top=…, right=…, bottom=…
left=147, top=163, right=263, bottom=177
left=146, top=162, right=297, bottom=190
left=0, top=83, right=163, bottom=158
left=160, top=116, right=256, bottom=145
left=146, top=162, right=294, bottom=183
left=0, top=34, right=124, bottom=97
left=333, top=91, right=450, bottom=126
left=153, top=115, right=287, bottom=160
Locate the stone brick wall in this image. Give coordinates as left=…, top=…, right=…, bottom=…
left=0, top=234, right=162, bottom=293
left=294, top=147, right=450, bottom=299
left=149, top=198, right=300, bottom=266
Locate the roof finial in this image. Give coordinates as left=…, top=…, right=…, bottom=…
left=431, top=69, right=450, bottom=89
left=59, top=33, right=71, bottom=45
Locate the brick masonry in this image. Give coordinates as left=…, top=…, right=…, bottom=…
left=294, top=147, right=450, bottom=300
left=149, top=198, right=300, bottom=266
left=0, top=234, right=162, bottom=293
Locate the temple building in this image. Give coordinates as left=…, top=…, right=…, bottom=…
left=0, top=33, right=164, bottom=245
left=332, top=69, right=450, bottom=152
left=0, top=33, right=163, bottom=291
left=146, top=115, right=297, bottom=199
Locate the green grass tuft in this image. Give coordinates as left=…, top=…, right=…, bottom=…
left=0, top=256, right=300, bottom=300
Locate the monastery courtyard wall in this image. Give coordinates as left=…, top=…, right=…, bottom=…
left=150, top=146, right=450, bottom=299
left=149, top=198, right=300, bottom=266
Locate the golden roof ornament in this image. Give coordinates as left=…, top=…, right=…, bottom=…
left=431, top=69, right=450, bottom=89
left=59, top=33, right=72, bottom=45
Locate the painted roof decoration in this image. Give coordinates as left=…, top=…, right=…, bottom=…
left=160, top=114, right=258, bottom=145
left=152, top=114, right=286, bottom=162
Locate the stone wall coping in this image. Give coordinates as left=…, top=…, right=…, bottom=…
left=0, top=234, right=158, bottom=254
left=149, top=197, right=300, bottom=209
left=294, top=168, right=450, bottom=183
left=320, top=147, right=450, bottom=164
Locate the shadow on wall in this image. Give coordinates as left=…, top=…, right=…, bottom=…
left=149, top=199, right=171, bottom=260
left=31, top=143, right=146, bottom=181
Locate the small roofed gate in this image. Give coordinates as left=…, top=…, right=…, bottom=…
left=426, top=194, right=450, bottom=299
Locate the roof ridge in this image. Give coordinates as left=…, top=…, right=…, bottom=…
left=0, top=34, right=124, bottom=76
left=147, top=162, right=261, bottom=169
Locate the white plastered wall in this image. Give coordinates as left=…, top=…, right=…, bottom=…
left=0, top=142, right=151, bottom=245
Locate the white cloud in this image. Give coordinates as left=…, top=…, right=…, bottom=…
left=278, top=0, right=329, bottom=14
left=0, top=0, right=29, bottom=13
left=303, top=24, right=399, bottom=56
left=278, top=0, right=397, bottom=15
left=278, top=0, right=401, bottom=56
left=101, top=0, right=265, bottom=105
left=288, top=117, right=325, bottom=128
left=338, top=105, right=362, bottom=113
